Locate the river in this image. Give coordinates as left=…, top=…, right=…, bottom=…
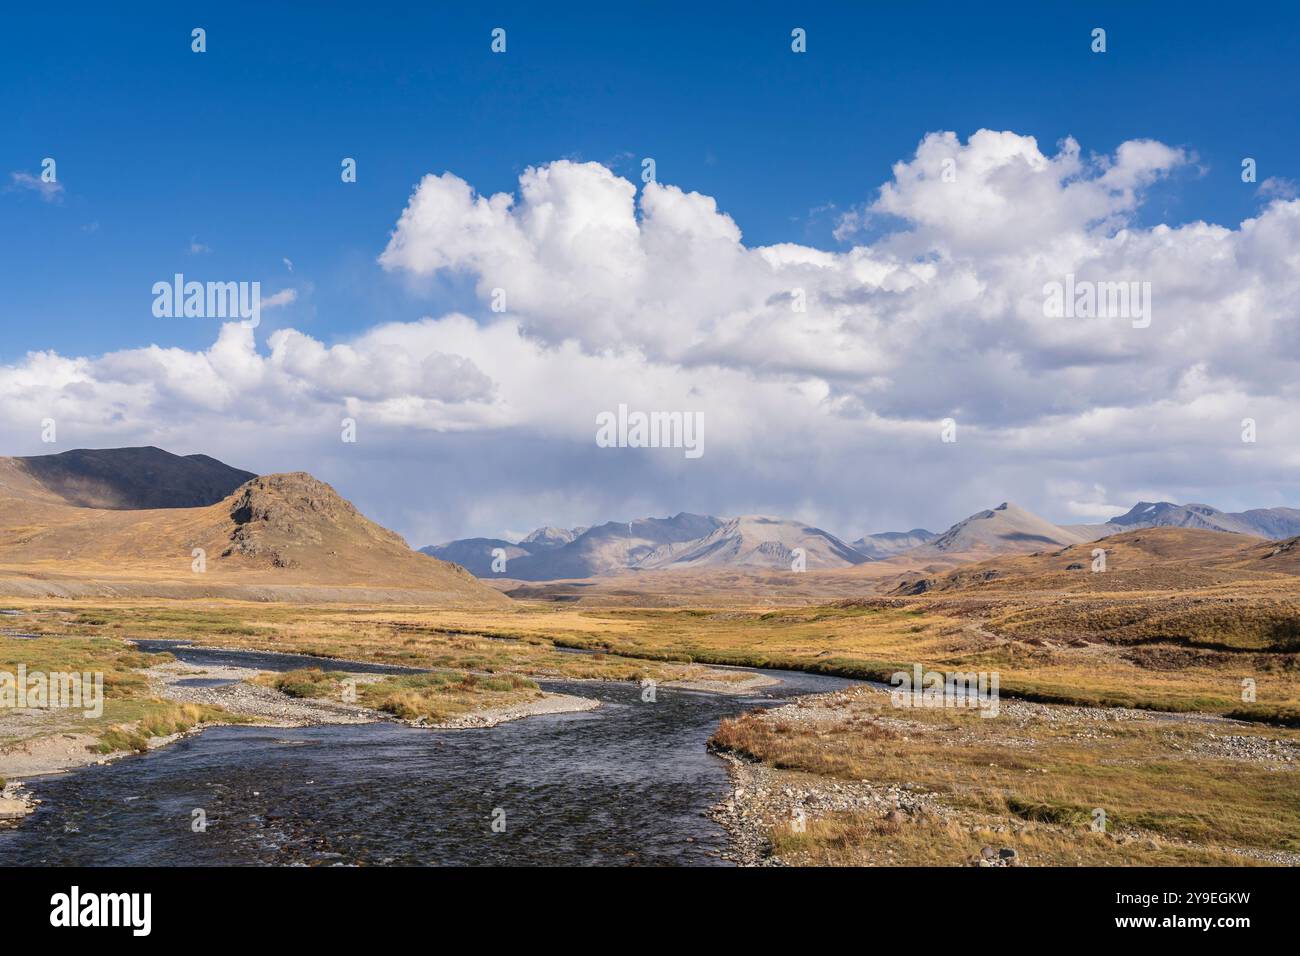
left=0, top=641, right=854, bottom=866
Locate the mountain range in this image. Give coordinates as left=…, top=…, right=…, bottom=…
left=428, top=499, right=1300, bottom=581
left=6, top=446, right=1299, bottom=595
left=422, top=513, right=724, bottom=579
left=850, top=528, right=939, bottom=559
left=636, top=515, right=870, bottom=570
left=1069, top=501, right=1300, bottom=539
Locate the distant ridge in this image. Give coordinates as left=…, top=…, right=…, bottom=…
left=520, top=526, right=587, bottom=550
left=503, top=513, right=725, bottom=580
left=1069, top=501, right=1300, bottom=541
left=11, top=446, right=255, bottom=509
left=420, top=523, right=588, bottom=577
left=425, top=498, right=1300, bottom=583
left=430, top=503, right=1099, bottom=581
left=421, top=537, right=529, bottom=576
left=635, top=515, right=868, bottom=570
left=850, top=528, right=937, bottom=560
left=430, top=513, right=884, bottom=579
left=915, top=502, right=1089, bottom=556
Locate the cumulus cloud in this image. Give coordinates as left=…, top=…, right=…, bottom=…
left=1260, top=176, right=1298, bottom=200
left=5, top=130, right=1300, bottom=543
left=870, top=131, right=1187, bottom=253
left=374, top=132, right=1296, bottom=427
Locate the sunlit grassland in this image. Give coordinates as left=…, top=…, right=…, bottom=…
left=516, top=603, right=1299, bottom=722
left=13, top=602, right=732, bottom=684
left=91, top=701, right=232, bottom=753
left=711, top=689, right=1300, bottom=862
left=5, top=595, right=1297, bottom=865
left=770, top=814, right=1262, bottom=867
left=0, top=633, right=232, bottom=753
left=9, top=591, right=1299, bottom=721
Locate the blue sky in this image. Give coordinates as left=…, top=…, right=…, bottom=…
left=3, top=1, right=1295, bottom=360
left=2, top=2, right=1298, bottom=544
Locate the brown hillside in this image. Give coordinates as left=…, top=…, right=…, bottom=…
left=1228, top=535, right=1300, bottom=575
left=879, top=527, right=1300, bottom=657
left=0, top=454, right=508, bottom=605
left=893, top=527, right=1277, bottom=595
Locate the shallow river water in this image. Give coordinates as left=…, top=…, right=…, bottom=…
left=0, top=641, right=853, bottom=866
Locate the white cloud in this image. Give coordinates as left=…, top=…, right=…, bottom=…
left=871, top=132, right=1187, bottom=254
left=7, top=171, right=63, bottom=203
left=261, top=288, right=298, bottom=310
left=6, top=130, right=1300, bottom=543
left=1260, top=176, right=1298, bottom=200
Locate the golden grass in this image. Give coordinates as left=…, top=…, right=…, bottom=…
left=0, top=634, right=164, bottom=702
left=8, top=595, right=1298, bottom=721
left=0, top=632, right=235, bottom=755
left=711, top=687, right=1300, bottom=859
left=10, top=602, right=741, bottom=685
left=771, top=813, right=1261, bottom=867
left=93, top=701, right=231, bottom=753
left=252, top=667, right=542, bottom=721
left=5, top=590, right=1297, bottom=866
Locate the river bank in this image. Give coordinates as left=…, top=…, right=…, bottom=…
left=707, top=683, right=1300, bottom=867
left=0, top=781, right=36, bottom=825
left=0, top=646, right=602, bottom=788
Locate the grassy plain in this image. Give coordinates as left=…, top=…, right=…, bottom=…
left=711, top=684, right=1299, bottom=865
left=7, top=587, right=1297, bottom=722
left=0, top=634, right=230, bottom=748
left=3, top=568, right=1296, bottom=866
